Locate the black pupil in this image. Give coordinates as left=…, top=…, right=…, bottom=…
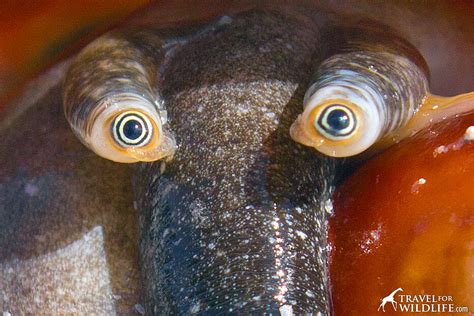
left=326, top=109, right=350, bottom=131
left=123, top=119, right=143, bottom=140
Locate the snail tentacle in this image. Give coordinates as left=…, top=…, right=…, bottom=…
left=63, top=29, right=176, bottom=163
left=291, top=23, right=430, bottom=157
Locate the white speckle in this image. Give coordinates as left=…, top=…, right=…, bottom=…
left=271, top=221, right=279, bottom=229
left=237, top=106, right=249, bottom=114
left=189, top=302, right=201, bottom=313
left=432, top=104, right=439, bottom=110
left=305, top=290, right=315, bottom=298
left=34, top=294, right=41, bottom=304
left=295, top=230, right=307, bottom=240
left=274, top=294, right=284, bottom=301
left=197, top=105, right=204, bottom=113
left=3, top=312, right=12, bottom=316
left=265, top=112, right=276, bottom=119
left=433, top=145, right=448, bottom=157
left=368, top=65, right=377, bottom=72
left=359, top=223, right=383, bottom=254
left=134, top=304, right=145, bottom=315
left=160, top=162, right=166, bottom=174
left=370, top=230, right=380, bottom=240
left=279, top=285, right=288, bottom=294
left=207, top=243, right=216, bottom=250
left=24, top=183, right=39, bottom=196
left=280, top=305, right=294, bottom=316
left=411, top=178, right=427, bottom=194
left=252, top=295, right=261, bottom=301
left=323, top=199, right=333, bottom=215
left=464, top=126, right=474, bottom=141
left=217, top=15, right=233, bottom=25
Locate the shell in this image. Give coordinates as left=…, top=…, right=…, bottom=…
left=1, top=2, right=474, bottom=315
left=60, top=7, right=474, bottom=314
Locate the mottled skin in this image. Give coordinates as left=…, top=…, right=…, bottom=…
left=134, top=10, right=336, bottom=314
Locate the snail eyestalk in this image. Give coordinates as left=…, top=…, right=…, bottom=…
left=291, top=23, right=430, bottom=157
left=63, top=31, right=176, bottom=163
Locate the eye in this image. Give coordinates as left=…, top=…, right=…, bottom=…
left=63, top=31, right=176, bottom=163
left=290, top=24, right=430, bottom=157
left=315, top=104, right=357, bottom=140
left=112, top=111, right=153, bottom=147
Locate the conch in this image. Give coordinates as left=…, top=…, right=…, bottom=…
left=0, top=1, right=472, bottom=315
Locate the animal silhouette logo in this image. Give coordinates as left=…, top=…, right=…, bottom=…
left=378, top=288, right=403, bottom=312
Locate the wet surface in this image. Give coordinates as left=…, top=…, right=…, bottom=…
left=0, top=2, right=473, bottom=315
left=134, top=9, right=336, bottom=315
left=330, top=108, right=474, bottom=315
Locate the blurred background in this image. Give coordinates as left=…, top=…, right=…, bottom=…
left=0, top=0, right=149, bottom=109
left=1, top=0, right=473, bottom=112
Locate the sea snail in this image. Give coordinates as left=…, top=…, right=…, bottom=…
left=290, top=23, right=430, bottom=157
left=63, top=29, right=176, bottom=163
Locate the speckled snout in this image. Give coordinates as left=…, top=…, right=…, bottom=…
left=134, top=124, right=334, bottom=314
left=132, top=9, right=336, bottom=315
left=135, top=180, right=334, bottom=315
